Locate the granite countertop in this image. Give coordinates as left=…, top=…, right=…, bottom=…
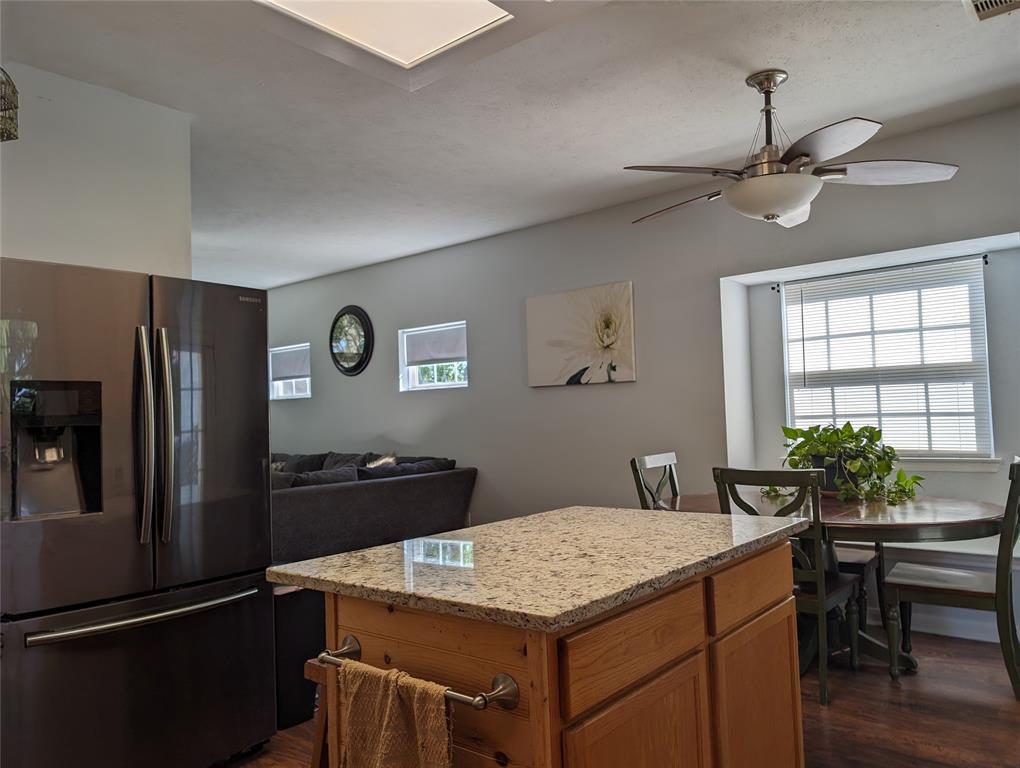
left=266, top=506, right=808, bottom=632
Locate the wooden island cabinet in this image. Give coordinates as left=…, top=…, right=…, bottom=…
left=267, top=506, right=808, bottom=768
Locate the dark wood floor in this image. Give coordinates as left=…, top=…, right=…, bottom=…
left=237, top=630, right=1020, bottom=768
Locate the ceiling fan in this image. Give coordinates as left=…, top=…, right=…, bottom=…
left=625, top=69, right=958, bottom=227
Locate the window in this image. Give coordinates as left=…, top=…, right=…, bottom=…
left=406, top=538, right=474, bottom=568
left=398, top=321, right=468, bottom=392
left=782, top=257, right=993, bottom=458
left=269, top=343, right=311, bottom=400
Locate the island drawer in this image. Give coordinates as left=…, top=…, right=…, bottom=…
left=558, top=583, right=705, bottom=721
left=706, top=542, right=793, bottom=636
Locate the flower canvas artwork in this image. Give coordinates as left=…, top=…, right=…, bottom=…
left=525, top=281, right=636, bottom=387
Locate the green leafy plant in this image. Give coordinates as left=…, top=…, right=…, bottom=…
left=777, top=422, right=923, bottom=504
left=760, top=485, right=795, bottom=499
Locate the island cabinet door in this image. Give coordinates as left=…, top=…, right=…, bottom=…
left=562, top=651, right=712, bottom=768
left=709, top=597, right=804, bottom=768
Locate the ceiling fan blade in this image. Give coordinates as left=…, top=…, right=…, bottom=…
left=813, top=160, right=959, bottom=185
left=776, top=205, right=811, bottom=228
left=625, top=165, right=743, bottom=180
left=632, top=190, right=722, bottom=224
left=781, top=118, right=883, bottom=165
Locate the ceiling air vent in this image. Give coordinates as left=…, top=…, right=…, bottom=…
left=962, top=0, right=1020, bottom=21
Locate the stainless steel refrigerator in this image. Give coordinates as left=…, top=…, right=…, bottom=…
left=0, top=259, right=276, bottom=767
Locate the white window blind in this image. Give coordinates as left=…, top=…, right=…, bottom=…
left=399, top=321, right=468, bottom=392
left=269, top=343, right=311, bottom=400
left=782, top=257, right=993, bottom=458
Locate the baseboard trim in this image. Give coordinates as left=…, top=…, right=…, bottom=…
left=866, top=605, right=999, bottom=644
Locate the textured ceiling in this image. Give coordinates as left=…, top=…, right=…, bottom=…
left=4, top=1, right=1020, bottom=288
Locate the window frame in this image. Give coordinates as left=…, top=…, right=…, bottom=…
left=780, top=256, right=994, bottom=459
left=398, top=321, right=469, bottom=392
left=268, top=342, right=312, bottom=401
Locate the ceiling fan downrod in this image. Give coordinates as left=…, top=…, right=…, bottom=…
left=745, top=69, right=788, bottom=148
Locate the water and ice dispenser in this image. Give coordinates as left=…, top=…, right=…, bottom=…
left=10, top=380, right=102, bottom=518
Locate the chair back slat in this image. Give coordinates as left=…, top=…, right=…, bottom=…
left=713, top=467, right=827, bottom=597
left=713, top=468, right=818, bottom=519
left=630, top=452, right=679, bottom=510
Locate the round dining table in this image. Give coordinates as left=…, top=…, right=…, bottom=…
left=660, top=493, right=1005, bottom=671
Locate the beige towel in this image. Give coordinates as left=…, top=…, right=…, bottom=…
left=337, top=659, right=453, bottom=768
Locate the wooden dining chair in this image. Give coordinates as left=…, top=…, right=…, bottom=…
left=713, top=467, right=861, bottom=705
left=884, top=461, right=1020, bottom=699
left=630, top=452, right=679, bottom=510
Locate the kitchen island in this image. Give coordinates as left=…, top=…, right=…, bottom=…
left=267, top=506, right=809, bottom=768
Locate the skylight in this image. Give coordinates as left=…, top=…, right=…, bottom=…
left=261, top=0, right=513, bottom=69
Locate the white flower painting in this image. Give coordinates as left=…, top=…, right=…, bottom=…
left=526, top=281, right=636, bottom=386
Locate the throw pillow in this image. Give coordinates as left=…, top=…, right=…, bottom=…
left=280, top=453, right=329, bottom=473
left=271, top=471, right=298, bottom=490
left=365, top=452, right=397, bottom=468
left=291, top=466, right=359, bottom=487
left=270, top=460, right=286, bottom=472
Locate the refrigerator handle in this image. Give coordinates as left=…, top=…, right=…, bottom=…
left=23, top=587, right=259, bottom=647
left=137, top=326, right=156, bottom=545
left=156, top=327, right=175, bottom=545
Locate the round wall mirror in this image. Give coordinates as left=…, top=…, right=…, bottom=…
left=329, top=305, right=373, bottom=376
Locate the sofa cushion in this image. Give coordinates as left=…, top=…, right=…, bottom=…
left=357, top=458, right=456, bottom=481
left=271, top=471, right=298, bottom=490
left=279, top=453, right=329, bottom=473
left=322, top=452, right=365, bottom=470
left=291, top=466, right=359, bottom=487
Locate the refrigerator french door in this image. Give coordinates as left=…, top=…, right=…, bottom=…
left=0, top=259, right=275, bottom=768
left=0, top=260, right=154, bottom=615
left=151, top=276, right=271, bottom=588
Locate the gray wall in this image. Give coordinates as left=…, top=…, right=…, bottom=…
left=0, top=63, right=192, bottom=278
left=269, top=106, right=1020, bottom=525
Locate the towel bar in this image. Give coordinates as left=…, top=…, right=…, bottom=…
left=317, top=635, right=520, bottom=712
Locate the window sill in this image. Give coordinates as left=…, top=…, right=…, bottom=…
left=772, top=456, right=1005, bottom=473
left=899, top=457, right=1002, bottom=474
left=399, top=383, right=469, bottom=393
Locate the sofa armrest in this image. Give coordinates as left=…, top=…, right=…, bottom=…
left=271, top=467, right=477, bottom=563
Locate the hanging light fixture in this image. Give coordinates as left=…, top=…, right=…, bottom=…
left=1, top=67, right=18, bottom=142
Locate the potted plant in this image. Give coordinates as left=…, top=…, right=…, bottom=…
left=779, top=422, right=923, bottom=504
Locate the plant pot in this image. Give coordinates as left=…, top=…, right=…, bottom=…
left=811, top=455, right=841, bottom=493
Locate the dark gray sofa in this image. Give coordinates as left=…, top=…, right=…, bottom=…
left=271, top=467, right=477, bottom=564
left=269, top=452, right=476, bottom=728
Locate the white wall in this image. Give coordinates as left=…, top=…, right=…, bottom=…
left=0, top=63, right=192, bottom=277
left=268, top=106, right=1020, bottom=527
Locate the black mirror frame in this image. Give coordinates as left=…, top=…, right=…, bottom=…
left=329, top=305, right=374, bottom=376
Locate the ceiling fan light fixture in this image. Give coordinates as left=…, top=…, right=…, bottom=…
left=722, top=173, right=823, bottom=222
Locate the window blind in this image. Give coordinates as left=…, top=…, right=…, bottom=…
left=269, top=343, right=310, bottom=381
left=782, top=257, right=993, bottom=458
left=403, top=322, right=467, bottom=366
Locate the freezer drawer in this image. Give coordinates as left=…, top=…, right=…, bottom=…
left=1, top=573, right=276, bottom=768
